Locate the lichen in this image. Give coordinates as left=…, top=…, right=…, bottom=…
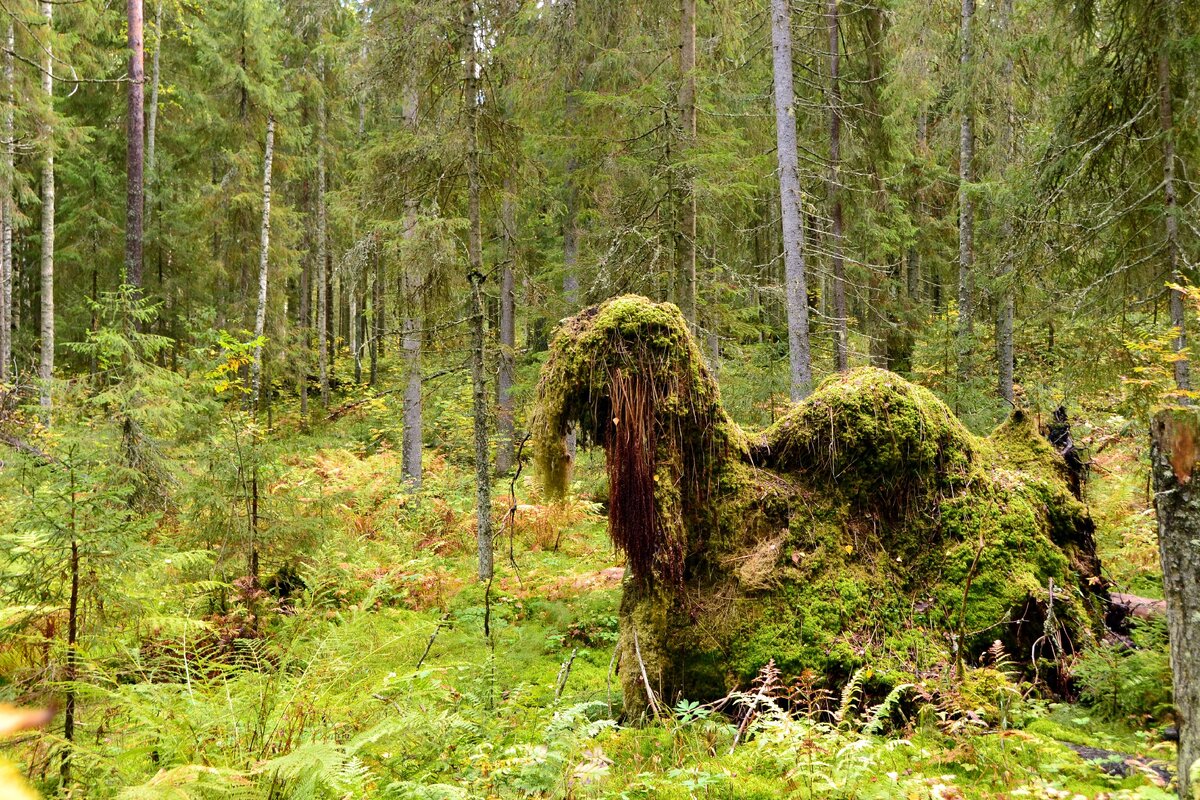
left=531, top=296, right=1107, bottom=716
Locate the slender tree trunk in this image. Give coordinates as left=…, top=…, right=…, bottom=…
left=350, top=278, right=361, bottom=383
left=39, top=1, right=54, bottom=420
left=61, top=534, right=78, bottom=785
left=956, top=0, right=975, bottom=387
left=563, top=61, right=581, bottom=460
left=996, top=0, right=1015, bottom=404
left=369, top=240, right=380, bottom=385
left=316, top=52, right=330, bottom=408
left=299, top=219, right=310, bottom=424
left=496, top=179, right=516, bottom=474
left=464, top=0, right=493, bottom=582
left=401, top=86, right=422, bottom=488
left=827, top=0, right=848, bottom=372
left=1159, top=28, right=1188, bottom=393
left=1149, top=408, right=1200, bottom=798
left=250, top=115, right=275, bottom=414
left=675, top=0, right=697, bottom=326
left=770, top=0, right=814, bottom=401
left=126, top=0, right=145, bottom=290
left=145, top=1, right=162, bottom=234
left=0, top=22, right=12, bottom=383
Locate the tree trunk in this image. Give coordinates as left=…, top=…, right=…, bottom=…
left=956, top=0, right=975, bottom=386
left=563, top=62, right=581, bottom=460
left=0, top=21, right=12, bottom=382
left=39, top=1, right=54, bottom=420
left=250, top=115, right=275, bottom=415
left=1149, top=408, right=1200, bottom=798
left=996, top=0, right=1015, bottom=404
left=401, top=86, right=422, bottom=488
left=369, top=240, right=380, bottom=385
left=769, top=0, right=814, bottom=401
left=464, top=0, right=493, bottom=582
left=298, top=193, right=311, bottom=425
left=496, top=179, right=516, bottom=474
left=126, top=0, right=145, bottom=290
left=145, top=1, right=162, bottom=236
left=316, top=52, right=330, bottom=408
left=60, top=535, right=78, bottom=785
left=828, top=0, right=848, bottom=373
left=1159, top=32, right=1188, bottom=393
left=675, top=0, right=697, bottom=326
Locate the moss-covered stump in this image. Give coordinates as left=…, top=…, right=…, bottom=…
left=532, top=295, right=1107, bottom=718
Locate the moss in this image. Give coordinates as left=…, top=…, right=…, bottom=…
left=533, top=297, right=1107, bottom=714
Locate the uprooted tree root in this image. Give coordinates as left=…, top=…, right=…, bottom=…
left=533, top=295, right=1109, bottom=718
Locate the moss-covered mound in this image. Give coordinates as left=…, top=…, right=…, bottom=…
left=533, top=296, right=1107, bottom=717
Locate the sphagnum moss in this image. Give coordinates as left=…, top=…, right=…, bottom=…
left=533, top=296, right=1107, bottom=716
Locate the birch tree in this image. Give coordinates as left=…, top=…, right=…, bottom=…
left=39, top=0, right=55, bottom=419
left=126, top=0, right=146, bottom=289
left=250, top=115, right=275, bottom=414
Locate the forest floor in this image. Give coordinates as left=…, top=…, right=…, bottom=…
left=0, top=395, right=1183, bottom=799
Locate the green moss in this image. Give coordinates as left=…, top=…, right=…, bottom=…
left=533, top=297, right=1106, bottom=714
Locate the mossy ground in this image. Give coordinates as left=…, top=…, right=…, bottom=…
left=0, top=310, right=1177, bottom=799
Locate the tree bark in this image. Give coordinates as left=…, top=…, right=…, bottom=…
left=675, top=0, right=697, bottom=326
left=464, top=0, right=493, bottom=582
left=145, top=1, right=162, bottom=235
left=39, top=1, right=54, bottom=420
left=1150, top=408, right=1200, bottom=798
left=769, top=0, right=814, bottom=401
left=250, top=115, right=275, bottom=415
left=828, top=0, right=848, bottom=373
left=0, top=21, right=12, bottom=382
left=126, top=0, right=145, bottom=289
left=1159, top=26, right=1188, bottom=394
left=401, top=86, right=422, bottom=488
left=996, top=0, right=1014, bottom=404
left=316, top=52, right=330, bottom=408
left=956, top=0, right=975, bottom=386
left=496, top=178, right=516, bottom=474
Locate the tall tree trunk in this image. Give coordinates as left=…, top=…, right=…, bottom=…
left=563, top=59, right=581, bottom=460
left=463, top=0, right=493, bottom=582
left=0, top=21, right=12, bottom=382
left=401, top=87, right=422, bottom=488
left=350, top=278, right=361, bottom=383
left=675, top=0, right=697, bottom=326
left=145, top=1, right=162, bottom=235
left=39, top=1, right=54, bottom=420
left=60, top=535, right=78, bottom=785
left=126, top=0, right=145, bottom=290
left=1149, top=408, right=1200, bottom=798
left=827, top=0, right=848, bottom=372
left=496, top=178, right=516, bottom=474
left=996, top=0, right=1015, bottom=404
left=316, top=52, right=330, bottom=408
left=1159, top=22, right=1188, bottom=393
left=369, top=239, right=380, bottom=385
left=770, top=0, right=814, bottom=401
left=250, top=115, right=275, bottom=415
left=956, top=0, right=975, bottom=386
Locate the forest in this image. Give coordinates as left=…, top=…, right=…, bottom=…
left=1, top=0, right=1199, bottom=797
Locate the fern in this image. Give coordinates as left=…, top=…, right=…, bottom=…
left=862, top=683, right=914, bottom=735
left=835, top=667, right=871, bottom=729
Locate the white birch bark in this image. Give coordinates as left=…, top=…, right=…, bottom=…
left=250, top=115, right=275, bottom=414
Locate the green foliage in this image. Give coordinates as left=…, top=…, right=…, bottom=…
left=1075, top=620, right=1173, bottom=723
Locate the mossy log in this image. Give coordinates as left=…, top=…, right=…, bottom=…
left=533, top=296, right=1108, bottom=717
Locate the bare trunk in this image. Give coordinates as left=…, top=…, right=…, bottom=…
left=126, top=0, right=145, bottom=289
left=1150, top=408, right=1200, bottom=798
left=0, top=22, right=12, bottom=382
left=298, top=200, right=310, bottom=424
left=770, top=0, right=814, bottom=400
left=60, top=535, right=78, bottom=785
left=563, top=66, right=581, bottom=460
left=496, top=179, right=516, bottom=474
left=828, top=0, right=848, bottom=372
left=956, top=0, right=975, bottom=386
left=401, top=86, right=422, bottom=488
left=39, top=1, right=54, bottom=420
left=464, top=0, right=492, bottom=581
left=250, top=115, right=275, bottom=414
left=316, top=52, right=330, bottom=408
left=369, top=241, right=380, bottom=385
left=675, top=0, right=697, bottom=325
left=1160, top=39, right=1188, bottom=393
left=996, top=0, right=1015, bottom=404
left=145, top=1, right=162, bottom=234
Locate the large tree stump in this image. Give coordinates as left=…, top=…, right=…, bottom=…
left=1151, top=408, right=1200, bottom=798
